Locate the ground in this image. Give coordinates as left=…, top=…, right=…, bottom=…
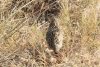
left=0, top=0, right=100, bottom=67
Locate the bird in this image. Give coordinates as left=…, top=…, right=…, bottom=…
left=46, top=15, right=63, bottom=54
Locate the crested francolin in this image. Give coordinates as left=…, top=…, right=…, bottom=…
left=46, top=16, right=63, bottom=54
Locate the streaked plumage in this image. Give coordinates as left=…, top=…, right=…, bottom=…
left=46, top=17, right=63, bottom=54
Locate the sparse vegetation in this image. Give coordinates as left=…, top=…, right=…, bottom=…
left=0, top=0, right=100, bottom=67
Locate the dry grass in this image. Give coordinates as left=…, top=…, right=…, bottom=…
left=0, top=0, right=100, bottom=67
